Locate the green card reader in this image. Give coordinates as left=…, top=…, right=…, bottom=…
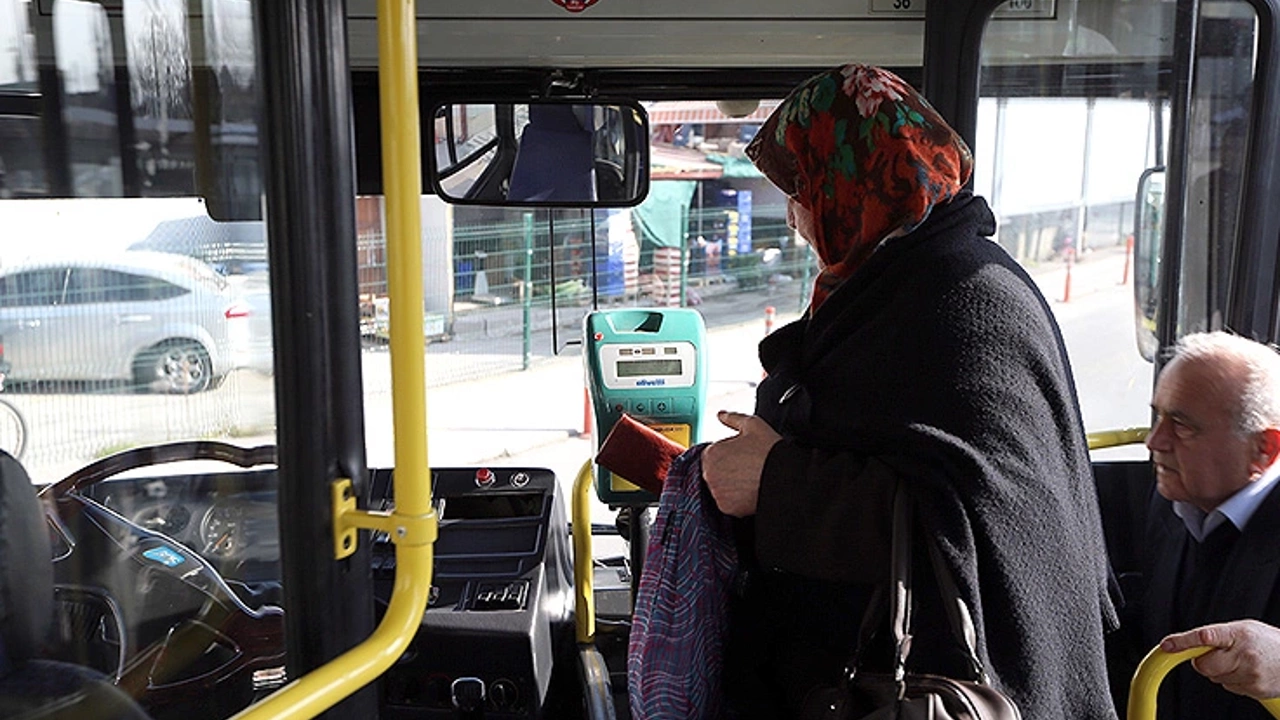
left=584, top=308, right=707, bottom=504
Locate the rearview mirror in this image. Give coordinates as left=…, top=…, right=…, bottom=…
left=1132, top=166, right=1164, bottom=362
left=430, top=101, right=649, bottom=208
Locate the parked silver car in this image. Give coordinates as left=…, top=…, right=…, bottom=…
left=225, top=272, right=274, bottom=376
left=0, top=252, right=237, bottom=393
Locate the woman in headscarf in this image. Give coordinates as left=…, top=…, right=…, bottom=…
left=700, top=64, right=1119, bottom=719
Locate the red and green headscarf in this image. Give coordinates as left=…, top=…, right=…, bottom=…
left=745, top=64, right=973, bottom=310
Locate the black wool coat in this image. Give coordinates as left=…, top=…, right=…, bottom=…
left=722, top=192, right=1119, bottom=720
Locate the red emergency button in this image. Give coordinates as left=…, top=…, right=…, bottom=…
left=475, top=468, right=495, bottom=488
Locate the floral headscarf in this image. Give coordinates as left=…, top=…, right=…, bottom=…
left=745, top=64, right=973, bottom=310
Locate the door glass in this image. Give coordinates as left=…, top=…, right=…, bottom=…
left=1177, top=0, right=1256, bottom=336
left=978, top=0, right=1171, bottom=453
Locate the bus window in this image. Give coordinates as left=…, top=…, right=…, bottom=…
left=977, top=0, right=1171, bottom=452
left=0, top=0, right=282, bottom=715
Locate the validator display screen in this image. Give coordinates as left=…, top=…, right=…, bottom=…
left=615, top=358, right=683, bottom=377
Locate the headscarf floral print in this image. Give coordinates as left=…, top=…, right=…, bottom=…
left=745, top=64, right=974, bottom=311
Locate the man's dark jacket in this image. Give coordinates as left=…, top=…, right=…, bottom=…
left=1140, top=485, right=1280, bottom=720
left=722, top=193, right=1119, bottom=720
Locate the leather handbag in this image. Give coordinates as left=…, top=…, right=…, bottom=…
left=799, top=484, right=1022, bottom=720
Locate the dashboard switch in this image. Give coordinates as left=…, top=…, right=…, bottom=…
left=451, top=677, right=485, bottom=712
left=472, top=580, right=529, bottom=610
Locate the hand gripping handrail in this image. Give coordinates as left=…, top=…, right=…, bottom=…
left=231, top=0, right=434, bottom=717
left=1128, top=646, right=1280, bottom=719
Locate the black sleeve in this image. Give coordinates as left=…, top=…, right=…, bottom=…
left=752, top=437, right=895, bottom=584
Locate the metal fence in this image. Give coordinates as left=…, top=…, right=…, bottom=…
left=417, top=205, right=816, bottom=387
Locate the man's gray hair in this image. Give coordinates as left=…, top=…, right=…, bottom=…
left=1170, top=331, right=1280, bottom=435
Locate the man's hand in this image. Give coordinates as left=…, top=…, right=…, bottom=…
left=701, top=410, right=781, bottom=517
left=1161, top=620, right=1280, bottom=699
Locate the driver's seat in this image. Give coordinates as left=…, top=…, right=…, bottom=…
left=0, top=450, right=150, bottom=719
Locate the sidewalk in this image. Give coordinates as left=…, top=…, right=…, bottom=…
left=399, top=314, right=778, bottom=476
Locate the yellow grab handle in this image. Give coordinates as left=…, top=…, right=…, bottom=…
left=1128, top=646, right=1280, bottom=719
left=1087, top=427, right=1148, bottom=450
left=572, top=460, right=596, bottom=644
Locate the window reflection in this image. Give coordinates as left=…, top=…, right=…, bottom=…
left=202, top=0, right=261, bottom=217
left=978, top=0, right=1164, bottom=441
left=1176, top=0, right=1256, bottom=336
left=0, top=0, right=37, bottom=88
left=53, top=0, right=123, bottom=196
left=124, top=0, right=195, bottom=195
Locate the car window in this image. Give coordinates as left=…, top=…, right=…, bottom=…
left=0, top=268, right=69, bottom=307
left=175, top=257, right=229, bottom=292
left=64, top=268, right=189, bottom=304
left=132, top=273, right=189, bottom=301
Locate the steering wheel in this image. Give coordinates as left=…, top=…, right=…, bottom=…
left=40, top=441, right=285, bottom=719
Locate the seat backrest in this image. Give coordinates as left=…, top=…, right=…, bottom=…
left=0, top=450, right=150, bottom=719
left=507, top=104, right=598, bottom=202
left=0, top=449, right=54, bottom=670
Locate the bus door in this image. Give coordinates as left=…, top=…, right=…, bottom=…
left=927, top=0, right=1277, bottom=701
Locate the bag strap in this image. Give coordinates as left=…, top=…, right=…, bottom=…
left=871, top=482, right=988, bottom=684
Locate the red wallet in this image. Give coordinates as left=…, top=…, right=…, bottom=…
left=594, top=413, right=685, bottom=496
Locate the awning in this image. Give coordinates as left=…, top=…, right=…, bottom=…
left=650, top=144, right=723, bottom=180
left=646, top=100, right=780, bottom=126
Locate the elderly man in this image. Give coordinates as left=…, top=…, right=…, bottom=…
left=1140, top=331, right=1280, bottom=719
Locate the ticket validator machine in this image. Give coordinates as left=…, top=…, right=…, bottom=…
left=584, top=308, right=708, bottom=505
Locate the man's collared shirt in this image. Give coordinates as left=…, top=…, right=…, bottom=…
left=1174, top=461, right=1280, bottom=542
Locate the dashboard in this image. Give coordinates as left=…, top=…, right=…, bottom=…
left=80, top=468, right=281, bottom=583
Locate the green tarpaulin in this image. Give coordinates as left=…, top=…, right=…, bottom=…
left=707, top=154, right=764, bottom=179
left=632, top=180, right=697, bottom=248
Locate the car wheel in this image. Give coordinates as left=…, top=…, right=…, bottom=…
left=135, top=340, right=213, bottom=394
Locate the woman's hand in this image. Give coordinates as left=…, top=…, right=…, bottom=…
left=702, top=410, right=781, bottom=517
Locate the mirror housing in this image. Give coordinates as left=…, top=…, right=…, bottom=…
left=429, top=101, right=649, bottom=208
left=1132, top=166, right=1165, bottom=362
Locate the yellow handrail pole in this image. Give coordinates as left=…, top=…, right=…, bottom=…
left=572, top=460, right=596, bottom=644
left=1128, top=646, right=1280, bottom=720
left=1087, top=426, right=1149, bottom=450
left=230, top=0, right=434, bottom=717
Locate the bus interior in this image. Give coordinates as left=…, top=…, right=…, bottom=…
left=1, top=0, right=1278, bottom=718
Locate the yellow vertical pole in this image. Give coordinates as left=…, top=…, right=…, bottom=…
left=379, top=0, right=430, bottom=519
left=229, top=0, right=436, bottom=717
left=573, top=460, right=596, bottom=644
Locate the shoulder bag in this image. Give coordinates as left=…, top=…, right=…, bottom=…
left=799, top=483, right=1022, bottom=720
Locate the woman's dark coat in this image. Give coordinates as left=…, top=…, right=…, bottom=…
left=723, top=192, right=1119, bottom=720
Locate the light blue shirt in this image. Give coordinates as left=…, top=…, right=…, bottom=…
left=1174, top=461, right=1280, bottom=542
